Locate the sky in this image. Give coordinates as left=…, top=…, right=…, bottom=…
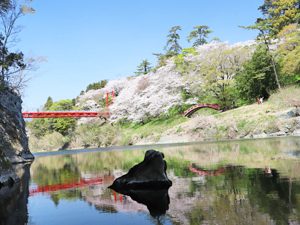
left=14, top=0, right=264, bottom=111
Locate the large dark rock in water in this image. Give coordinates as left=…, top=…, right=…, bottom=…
left=109, top=149, right=172, bottom=218
left=108, top=149, right=172, bottom=190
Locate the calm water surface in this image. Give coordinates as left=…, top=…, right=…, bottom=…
left=2, top=137, right=300, bottom=225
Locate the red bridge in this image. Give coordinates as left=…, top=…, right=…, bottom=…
left=22, top=111, right=111, bottom=119
left=29, top=176, right=114, bottom=196
left=189, top=165, right=227, bottom=176
left=184, top=103, right=221, bottom=117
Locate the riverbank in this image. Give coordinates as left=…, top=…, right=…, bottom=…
left=28, top=86, right=300, bottom=153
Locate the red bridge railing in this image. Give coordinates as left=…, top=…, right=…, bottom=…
left=22, top=111, right=99, bottom=118
left=189, top=165, right=227, bottom=176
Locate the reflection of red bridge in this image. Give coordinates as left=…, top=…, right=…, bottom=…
left=184, top=103, right=221, bottom=117
left=29, top=177, right=105, bottom=196
left=189, top=165, right=227, bottom=176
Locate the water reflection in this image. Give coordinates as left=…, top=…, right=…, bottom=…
left=0, top=164, right=31, bottom=225
left=114, top=189, right=170, bottom=219
left=6, top=137, right=300, bottom=224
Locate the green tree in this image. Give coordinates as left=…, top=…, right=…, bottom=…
left=258, top=0, right=300, bottom=34
left=28, top=99, right=76, bottom=136
left=240, top=19, right=281, bottom=89
left=85, top=79, right=108, bottom=92
left=236, top=46, right=283, bottom=101
left=184, top=42, right=251, bottom=110
left=46, top=99, right=76, bottom=135
left=174, top=47, right=198, bottom=74
left=164, top=26, right=182, bottom=55
left=186, top=25, right=213, bottom=47
left=152, top=52, right=174, bottom=72
left=276, top=24, right=300, bottom=78
left=0, top=0, right=35, bottom=90
left=44, top=96, right=53, bottom=110
left=134, top=59, right=152, bottom=76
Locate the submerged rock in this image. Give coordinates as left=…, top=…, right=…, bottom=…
left=108, top=149, right=172, bottom=190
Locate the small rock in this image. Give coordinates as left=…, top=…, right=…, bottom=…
left=269, top=132, right=286, bottom=137
left=285, top=124, right=292, bottom=130
left=296, top=118, right=300, bottom=129
left=280, top=128, right=289, bottom=133
left=293, top=130, right=300, bottom=136
left=252, top=129, right=260, bottom=135
left=253, top=133, right=268, bottom=138
left=244, top=135, right=252, bottom=139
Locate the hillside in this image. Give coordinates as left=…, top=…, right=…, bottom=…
left=27, top=38, right=300, bottom=152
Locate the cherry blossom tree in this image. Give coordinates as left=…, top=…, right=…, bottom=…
left=110, top=60, right=197, bottom=122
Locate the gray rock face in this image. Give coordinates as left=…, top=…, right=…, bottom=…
left=109, top=149, right=172, bottom=190
left=296, top=118, right=300, bottom=129
left=293, top=130, right=300, bottom=136
left=0, top=89, right=34, bottom=163
left=269, top=132, right=286, bottom=137
left=252, top=133, right=268, bottom=139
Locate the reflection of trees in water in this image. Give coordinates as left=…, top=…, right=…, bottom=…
left=29, top=137, right=300, bottom=223
left=186, top=166, right=300, bottom=224
left=94, top=205, right=118, bottom=214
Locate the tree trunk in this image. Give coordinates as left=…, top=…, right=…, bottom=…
left=270, top=55, right=281, bottom=89
left=261, top=29, right=281, bottom=90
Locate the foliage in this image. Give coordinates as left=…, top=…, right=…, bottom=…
left=85, top=79, right=108, bottom=92
left=183, top=41, right=253, bottom=110
left=135, top=75, right=150, bottom=93
left=259, top=0, right=300, bottom=34
left=0, top=0, right=42, bottom=93
left=236, top=46, right=284, bottom=101
left=186, top=25, right=213, bottom=47
left=277, top=25, right=300, bottom=76
left=164, top=26, right=182, bottom=55
left=110, top=62, right=197, bottom=122
left=44, top=96, right=53, bottom=110
left=46, top=99, right=76, bottom=135
left=29, top=131, right=64, bottom=152
left=174, top=47, right=198, bottom=74
left=152, top=51, right=174, bottom=72
left=134, top=59, right=152, bottom=76
left=27, top=99, right=76, bottom=137
left=71, top=122, right=121, bottom=148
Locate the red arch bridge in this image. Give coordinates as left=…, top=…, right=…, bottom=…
left=184, top=103, right=221, bottom=117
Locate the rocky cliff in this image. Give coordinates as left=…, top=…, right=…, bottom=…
left=0, top=88, right=34, bottom=164
left=0, top=88, right=34, bottom=187
left=0, top=89, right=34, bottom=185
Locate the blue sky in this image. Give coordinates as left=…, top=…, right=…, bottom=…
left=16, top=0, right=263, bottom=111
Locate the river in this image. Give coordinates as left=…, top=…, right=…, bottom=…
left=1, top=137, right=300, bottom=225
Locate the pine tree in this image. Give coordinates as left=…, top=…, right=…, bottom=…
left=134, top=59, right=152, bottom=76
left=186, top=25, right=213, bottom=47
left=44, top=96, right=53, bottom=110
left=164, top=26, right=182, bottom=55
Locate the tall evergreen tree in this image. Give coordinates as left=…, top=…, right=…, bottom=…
left=44, top=96, right=53, bottom=110
left=164, top=26, right=182, bottom=55
left=186, top=25, right=213, bottom=47
left=134, top=59, right=152, bottom=76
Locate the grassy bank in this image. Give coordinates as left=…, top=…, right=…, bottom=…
left=28, top=85, right=300, bottom=152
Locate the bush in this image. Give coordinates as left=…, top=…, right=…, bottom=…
left=29, top=132, right=64, bottom=152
